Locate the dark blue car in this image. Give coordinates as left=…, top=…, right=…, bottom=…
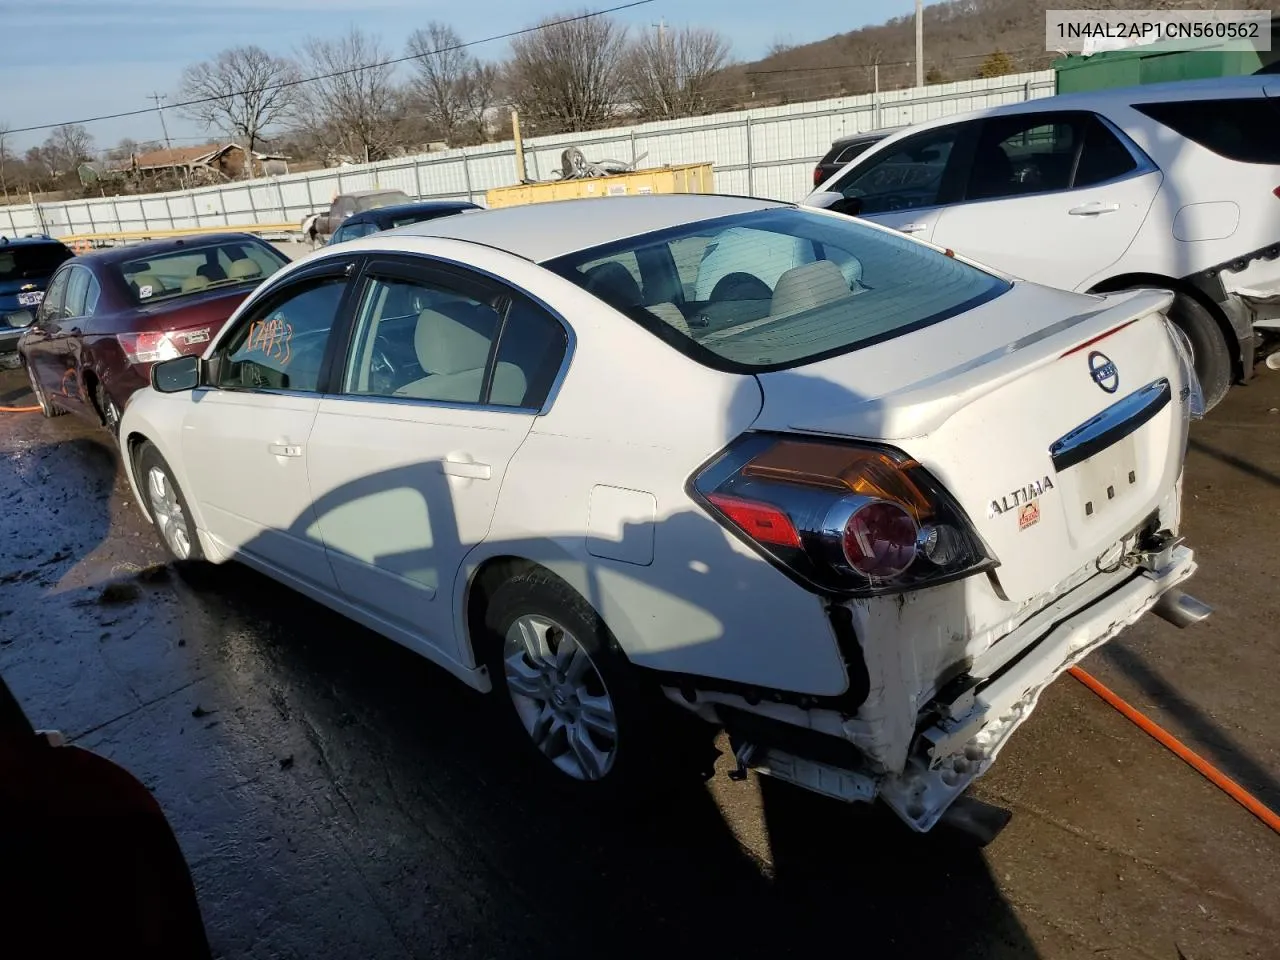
left=328, top=199, right=479, bottom=245
left=1, top=235, right=73, bottom=363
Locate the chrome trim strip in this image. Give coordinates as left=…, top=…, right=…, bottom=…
left=1050, top=377, right=1171, bottom=472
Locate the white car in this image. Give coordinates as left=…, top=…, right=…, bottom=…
left=118, top=195, right=1210, bottom=834
left=806, top=75, right=1280, bottom=411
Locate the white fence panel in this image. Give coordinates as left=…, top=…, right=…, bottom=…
left=1, top=71, right=1055, bottom=237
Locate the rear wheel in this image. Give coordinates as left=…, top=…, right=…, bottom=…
left=25, top=362, right=64, bottom=419
left=136, top=443, right=203, bottom=563
left=1128, top=289, right=1232, bottom=413
left=482, top=569, right=693, bottom=795
left=94, top=383, right=121, bottom=438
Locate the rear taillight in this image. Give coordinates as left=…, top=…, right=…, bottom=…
left=813, top=166, right=824, bottom=187
left=1273, top=186, right=1280, bottom=199
left=118, top=327, right=210, bottom=364
left=691, top=434, right=993, bottom=597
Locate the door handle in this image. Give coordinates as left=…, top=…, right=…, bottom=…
left=898, top=223, right=929, bottom=234
left=1068, top=202, right=1120, bottom=216
left=441, top=457, right=491, bottom=480
left=268, top=442, right=303, bottom=458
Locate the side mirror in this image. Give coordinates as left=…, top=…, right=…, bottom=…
left=152, top=355, right=201, bottom=393
left=806, top=191, right=864, bottom=217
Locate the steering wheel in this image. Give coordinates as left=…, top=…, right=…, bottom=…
left=369, top=335, right=399, bottom=389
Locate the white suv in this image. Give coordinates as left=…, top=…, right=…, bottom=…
left=805, top=75, right=1280, bottom=410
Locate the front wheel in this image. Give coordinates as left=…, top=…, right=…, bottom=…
left=25, top=361, right=64, bottom=419
left=136, top=443, right=203, bottom=563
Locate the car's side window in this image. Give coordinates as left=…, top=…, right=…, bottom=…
left=1074, top=116, right=1139, bottom=187
left=490, top=297, right=569, bottom=408
left=214, top=278, right=348, bottom=392
left=62, top=266, right=92, bottom=319
left=832, top=124, right=965, bottom=214
left=37, top=268, right=71, bottom=324
left=343, top=274, right=504, bottom=404
left=968, top=113, right=1083, bottom=201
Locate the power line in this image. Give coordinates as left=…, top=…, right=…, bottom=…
left=6, top=0, right=656, bottom=137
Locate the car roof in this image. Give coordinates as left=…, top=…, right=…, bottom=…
left=0, top=234, right=67, bottom=249
left=874, top=74, right=1271, bottom=141
left=387, top=194, right=787, bottom=262
left=348, top=199, right=479, bottom=223
left=78, top=233, right=268, bottom=265
left=830, top=126, right=905, bottom=148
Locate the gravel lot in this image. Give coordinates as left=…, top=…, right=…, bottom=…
left=0, top=362, right=1277, bottom=960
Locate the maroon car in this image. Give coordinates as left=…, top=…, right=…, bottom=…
left=19, top=234, right=289, bottom=435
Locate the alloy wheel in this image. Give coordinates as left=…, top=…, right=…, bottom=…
left=503, top=614, right=619, bottom=781
left=146, top=466, right=192, bottom=560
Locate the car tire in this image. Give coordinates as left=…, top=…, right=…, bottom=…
left=136, top=443, right=203, bottom=563
left=25, top=362, right=64, bottom=419
left=94, top=383, right=122, bottom=438
left=1129, top=289, right=1232, bottom=413
left=481, top=568, right=688, bottom=796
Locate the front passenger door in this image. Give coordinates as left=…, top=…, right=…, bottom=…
left=825, top=122, right=973, bottom=241
left=179, top=261, right=358, bottom=589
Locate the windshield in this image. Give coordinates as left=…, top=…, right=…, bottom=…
left=0, top=243, right=72, bottom=285
left=117, top=238, right=289, bottom=305
left=545, top=209, right=1010, bottom=371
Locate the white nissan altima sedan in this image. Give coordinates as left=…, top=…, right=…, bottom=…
left=118, top=194, right=1211, bottom=833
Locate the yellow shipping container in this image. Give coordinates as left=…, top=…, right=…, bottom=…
left=485, top=162, right=714, bottom=209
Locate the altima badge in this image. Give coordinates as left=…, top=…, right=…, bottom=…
left=988, top=476, right=1054, bottom=519
left=1088, top=351, right=1119, bottom=394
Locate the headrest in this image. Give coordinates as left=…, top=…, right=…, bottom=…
left=769, top=261, right=856, bottom=319
left=584, top=261, right=643, bottom=309
left=181, top=276, right=211, bottom=293
left=415, top=307, right=495, bottom=375
left=130, top=273, right=166, bottom=298
left=227, top=259, right=262, bottom=280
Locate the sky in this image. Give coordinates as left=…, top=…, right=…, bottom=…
left=0, top=0, right=926, bottom=153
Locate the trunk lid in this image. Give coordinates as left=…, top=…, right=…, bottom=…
left=751, top=282, right=1192, bottom=603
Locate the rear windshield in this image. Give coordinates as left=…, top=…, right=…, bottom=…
left=357, top=192, right=410, bottom=213
left=0, top=243, right=72, bottom=283
left=117, top=238, right=289, bottom=304
left=545, top=208, right=1010, bottom=371
left=1135, top=98, right=1280, bottom=165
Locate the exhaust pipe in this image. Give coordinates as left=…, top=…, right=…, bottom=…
left=1152, top=588, right=1213, bottom=628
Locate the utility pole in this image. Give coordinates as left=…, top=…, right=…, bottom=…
left=915, top=0, right=924, bottom=88
left=149, top=93, right=174, bottom=158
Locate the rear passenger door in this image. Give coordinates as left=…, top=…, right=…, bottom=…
left=305, top=257, right=569, bottom=663
left=825, top=121, right=974, bottom=241
left=929, top=111, right=1163, bottom=290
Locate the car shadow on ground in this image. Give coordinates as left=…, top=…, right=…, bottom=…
left=170, top=367, right=1039, bottom=958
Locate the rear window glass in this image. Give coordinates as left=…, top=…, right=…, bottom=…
left=1135, top=98, right=1280, bottom=165
left=117, top=239, right=289, bottom=304
left=545, top=209, right=1010, bottom=372
left=0, top=243, right=72, bottom=282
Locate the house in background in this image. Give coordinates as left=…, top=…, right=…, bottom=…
left=115, top=143, right=291, bottom=184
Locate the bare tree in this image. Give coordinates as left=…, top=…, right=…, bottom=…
left=179, top=46, right=301, bottom=169
left=296, top=28, right=400, bottom=163
left=626, top=25, right=731, bottom=120
left=506, top=11, right=628, bottom=134
left=406, top=22, right=498, bottom=145
left=44, top=124, right=94, bottom=178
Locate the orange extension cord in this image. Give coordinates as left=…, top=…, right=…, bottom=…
left=1070, top=666, right=1280, bottom=835
left=0, top=405, right=40, bottom=412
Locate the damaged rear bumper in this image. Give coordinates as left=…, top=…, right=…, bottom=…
left=682, top=544, right=1204, bottom=833
left=877, top=544, right=1199, bottom=831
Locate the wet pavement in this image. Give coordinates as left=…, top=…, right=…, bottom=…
left=1, top=365, right=1278, bottom=960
